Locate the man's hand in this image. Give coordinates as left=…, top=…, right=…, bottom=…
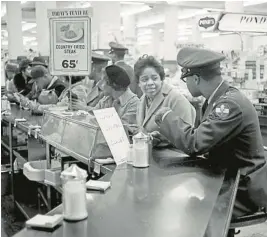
left=155, top=107, right=172, bottom=126
left=149, top=131, right=167, bottom=147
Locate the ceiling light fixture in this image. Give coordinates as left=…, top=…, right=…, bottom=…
left=22, top=23, right=37, bottom=32
left=21, top=0, right=28, bottom=4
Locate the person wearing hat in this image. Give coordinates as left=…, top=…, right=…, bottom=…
left=85, top=52, right=111, bottom=107
left=29, top=56, right=48, bottom=68
left=109, top=41, right=143, bottom=98
left=152, top=47, right=267, bottom=223
left=73, top=65, right=140, bottom=131
left=13, top=59, right=33, bottom=96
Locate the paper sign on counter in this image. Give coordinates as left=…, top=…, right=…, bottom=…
left=93, top=108, right=129, bottom=165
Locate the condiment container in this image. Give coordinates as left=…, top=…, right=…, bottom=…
left=61, top=164, right=88, bottom=221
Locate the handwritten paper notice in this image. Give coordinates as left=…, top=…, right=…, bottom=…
left=93, top=108, right=129, bottom=165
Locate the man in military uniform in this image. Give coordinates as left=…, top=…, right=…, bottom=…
left=86, top=52, right=111, bottom=107
left=152, top=47, right=267, bottom=219
left=109, top=42, right=142, bottom=98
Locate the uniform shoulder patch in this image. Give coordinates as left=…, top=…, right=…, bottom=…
left=215, top=103, right=230, bottom=118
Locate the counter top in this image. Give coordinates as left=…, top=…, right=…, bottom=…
left=13, top=158, right=236, bottom=237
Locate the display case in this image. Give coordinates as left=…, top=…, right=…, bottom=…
left=41, top=111, right=112, bottom=164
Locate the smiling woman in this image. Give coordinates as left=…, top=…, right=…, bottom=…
left=134, top=55, right=196, bottom=147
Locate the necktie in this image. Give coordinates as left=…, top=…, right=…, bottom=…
left=202, top=99, right=208, bottom=116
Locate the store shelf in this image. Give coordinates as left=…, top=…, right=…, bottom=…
left=15, top=200, right=38, bottom=220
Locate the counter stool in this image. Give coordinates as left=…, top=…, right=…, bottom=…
left=228, top=209, right=267, bottom=236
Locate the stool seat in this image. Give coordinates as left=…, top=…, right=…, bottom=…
left=230, top=211, right=267, bottom=229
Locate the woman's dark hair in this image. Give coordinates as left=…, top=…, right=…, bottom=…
left=134, top=55, right=165, bottom=83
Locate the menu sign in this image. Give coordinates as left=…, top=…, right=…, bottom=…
left=48, top=8, right=92, bottom=76
left=218, top=13, right=267, bottom=33
left=93, top=108, right=129, bottom=165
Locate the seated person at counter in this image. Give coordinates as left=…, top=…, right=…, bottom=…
left=73, top=65, right=140, bottom=132
left=5, top=63, right=19, bottom=102
left=16, top=66, right=66, bottom=109
left=154, top=47, right=267, bottom=218
left=86, top=52, right=111, bottom=107
left=13, top=59, right=32, bottom=96
left=134, top=55, right=196, bottom=146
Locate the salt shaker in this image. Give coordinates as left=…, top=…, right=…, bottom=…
left=61, top=164, right=88, bottom=221
left=132, top=132, right=151, bottom=168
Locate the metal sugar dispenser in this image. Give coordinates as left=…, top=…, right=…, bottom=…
left=132, top=132, right=151, bottom=168
left=61, top=164, right=88, bottom=221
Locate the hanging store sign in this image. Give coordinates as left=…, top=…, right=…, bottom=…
left=196, top=13, right=221, bottom=32
left=48, top=8, right=92, bottom=76
left=218, top=13, right=267, bottom=33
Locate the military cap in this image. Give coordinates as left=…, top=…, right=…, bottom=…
left=92, top=52, right=111, bottom=63
left=105, top=65, right=130, bottom=88
left=177, top=47, right=225, bottom=79
left=30, top=56, right=48, bottom=67
left=109, top=41, right=128, bottom=53
left=19, top=59, right=32, bottom=72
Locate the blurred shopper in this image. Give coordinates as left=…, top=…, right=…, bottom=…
left=5, top=63, right=19, bottom=102
left=153, top=47, right=267, bottom=223
left=109, top=41, right=142, bottom=98
left=73, top=65, right=139, bottom=132
left=134, top=55, right=196, bottom=147
left=13, top=59, right=32, bottom=96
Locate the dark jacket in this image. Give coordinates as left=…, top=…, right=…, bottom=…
left=159, top=81, right=267, bottom=213
left=13, top=72, right=32, bottom=95
left=115, top=61, right=143, bottom=98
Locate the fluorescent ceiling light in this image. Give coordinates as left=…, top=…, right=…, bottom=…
left=2, top=40, right=8, bottom=46
left=1, top=3, right=6, bottom=17
left=121, top=1, right=144, bottom=5
left=121, top=5, right=151, bottom=17
left=21, top=0, right=28, bottom=4
left=22, top=23, right=37, bottom=31
left=159, top=29, right=164, bottom=33
left=244, top=0, right=267, bottom=6
left=31, top=30, right=37, bottom=33
left=23, top=36, right=36, bottom=42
